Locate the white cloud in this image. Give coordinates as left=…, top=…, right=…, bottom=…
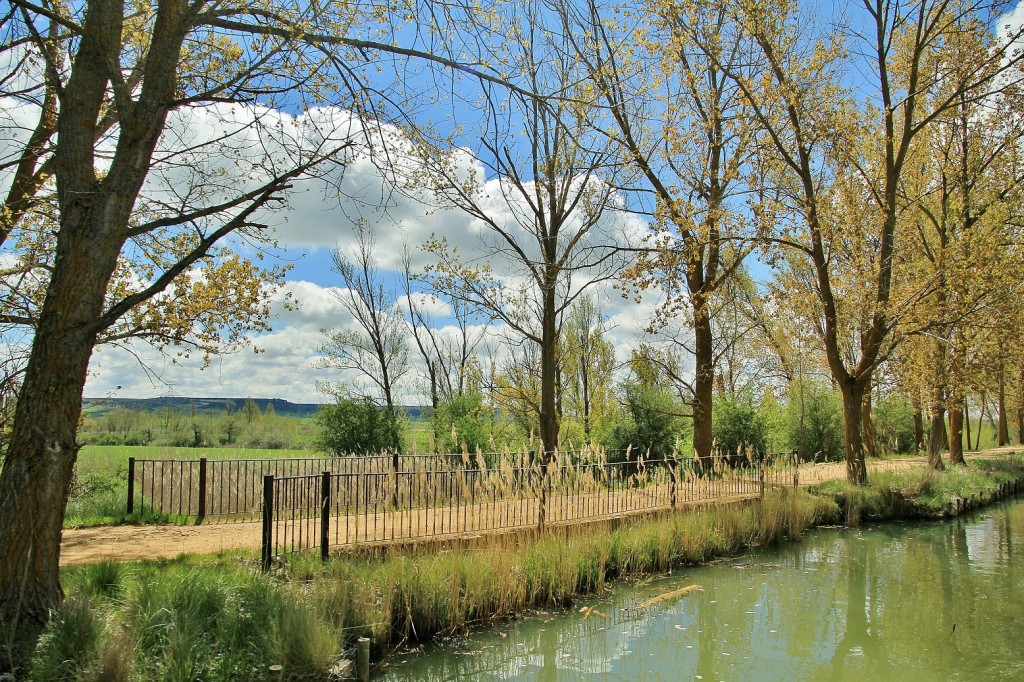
left=2, top=71, right=667, bottom=404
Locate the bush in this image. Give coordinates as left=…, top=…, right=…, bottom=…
left=873, top=396, right=917, bottom=454
left=712, top=394, right=769, bottom=456
left=606, top=386, right=687, bottom=461
left=431, top=392, right=491, bottom=454
left=785, top=380, right=845, bottom=462
left=315, top=398, right=402, bottom=456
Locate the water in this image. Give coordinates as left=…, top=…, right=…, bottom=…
left=379, top=500, right=1024, bottom=681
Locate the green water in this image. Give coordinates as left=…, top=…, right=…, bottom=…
left=379, top=500, right=1024, bottom=681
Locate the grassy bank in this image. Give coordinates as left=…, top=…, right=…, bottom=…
left=26, top=455, right=1024, bottom=681
left=811, top=454, right=1024, bottom=524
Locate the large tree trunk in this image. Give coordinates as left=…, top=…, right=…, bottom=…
left=839, top=378, right=869, bottom=485
left=691, top=295, right=714, bottom=469
left=1018, top=368, right=1024, bottom=445
left=0, top=218, right=120, bottom=669
left=0, top=2, right=184, bottom=668
left=912, top=396, right=925, bottom=452
left=998, top=365, right=1010, bottom=446
left=964, top=397, right=973, bottom=453
left=928, top=395, right=947, bottom=471
left=538, top=285, right=559, bottom=460
left=862, top=376, right=877, bottom=458
left=949, top=394, right=965, bottom=465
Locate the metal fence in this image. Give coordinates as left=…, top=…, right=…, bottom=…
left=260, top=452, right=799, bottom=569
left=127, top=451, right=604, bottom=521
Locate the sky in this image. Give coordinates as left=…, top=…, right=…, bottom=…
left=76, top=117, right=659, bottom=405
left=5, top=1, right=1024, bottom=406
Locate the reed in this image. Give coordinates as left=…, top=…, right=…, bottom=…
left=31, top=458, right=1023, bottom=680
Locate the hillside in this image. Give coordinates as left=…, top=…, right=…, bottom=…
left=81, top=397, right=425, bottom=420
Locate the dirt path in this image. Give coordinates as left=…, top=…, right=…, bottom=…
left=59, top=447, right=1019, bottom=567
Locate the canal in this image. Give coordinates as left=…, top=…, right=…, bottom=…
left=380, top=498, right=1024, bottom=680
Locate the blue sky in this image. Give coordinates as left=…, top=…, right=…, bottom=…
left=5, top=0, right=1024, bottom=406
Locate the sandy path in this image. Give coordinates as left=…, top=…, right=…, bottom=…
left=59, top=447, right=1018, bottom=567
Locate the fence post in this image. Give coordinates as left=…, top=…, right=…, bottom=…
left=197, top=457, right=208, bottom=521
left=321, top=471, right=331, bottom=562
left=792, top=453, right=800, bottom=489
left=126, top=457, right=135, bottom=515
left=759, top=457, right=766, bottom=500
left=261, top=475, right=274, bottom=572
left=389, top=452, right=399, bottom=509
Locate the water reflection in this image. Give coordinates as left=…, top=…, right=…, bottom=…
left=379, top=500, right=1024, bottom=681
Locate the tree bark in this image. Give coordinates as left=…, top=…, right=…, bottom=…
left=998, top=365, right=1010, bottom=446
left=912, top=396, right=925, bottom=452
left=1018, top=368, right=1024, bottom=445
left=0, top=1, right=188, bottom=668
left=691, top=294, right=715, bottom=469
left=964, top=397, right=973, bottom=453
left=928, top=394, right=947, bottom=471
left=0, top=178, right=124, bottom=669
left=839, top=378, right=869, bottom=485
left=538, top=283, right=559, bottom=459
left=862, top=376, right=877, bottom=458
left=948, top=394, right=965, bottom=465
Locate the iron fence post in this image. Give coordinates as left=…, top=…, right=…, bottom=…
left=321, top=471, right=331, bottom=561
left=126, top=457, right=135, bottom=515
left=261, top=475, right=274, bottom=572
left=197, top=457, right=207, bottom=520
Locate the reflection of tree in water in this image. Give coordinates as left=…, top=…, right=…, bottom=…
left=828, top=535, right=894, bottom=679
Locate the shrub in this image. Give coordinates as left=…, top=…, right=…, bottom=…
left=712, top=393, right=769, bottom=456
left=785, top=380, right=845, bottom=462
left=431, top=392, right=491, bottom=453
left=606, top=386, right=687, bottom=460
left=873, top=395, right=917, bottom=454
left=315, top=398, right=402, bottom=456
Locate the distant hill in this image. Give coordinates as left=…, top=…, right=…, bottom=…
left=82, top=397, right=424, bottom=420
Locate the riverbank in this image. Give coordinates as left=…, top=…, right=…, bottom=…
left=26, top=453, right=1024, bottom=681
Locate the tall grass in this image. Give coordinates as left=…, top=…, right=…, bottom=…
left=29, top=457, right=1024, bottom=680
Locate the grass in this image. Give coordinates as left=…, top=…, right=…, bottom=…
left=30, top=454, right=1024, bottom=680
left=30, top=453, right=1024, bottom=679
left=34, top=488, right=834, bottom=680
left=812, top=452, right=1024, bottom=524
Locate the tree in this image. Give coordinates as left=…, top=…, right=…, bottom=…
left=418, top=0, right=630, bottom=457
left=561, top=297, right=616, bottom=443
left=713, top=393, right=769, bottom=458
left=315, top=398, right=401, bottom=456
left=0, top=0, right=516, bottom=664
left=564, top=0, right=765, bottom=468
left=401, top=248, right=489, bottom=409
left=431, top=392, right=493, bottom=454
left=316, top=220, right=408, bottom=456
left=608, top=347, right=689, bottom=461
left=723, top=0, right=1024, bottom=484
left=241, top=398, right=262, bottom=424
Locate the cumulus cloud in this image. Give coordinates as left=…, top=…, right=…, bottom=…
left=2, top=68, right=665, bottom=404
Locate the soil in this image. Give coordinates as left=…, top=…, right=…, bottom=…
left=58, top=447, right=1017, bottom=567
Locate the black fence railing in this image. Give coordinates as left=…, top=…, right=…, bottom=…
left=127, top=452, right=549, bottom=521
left=260, top=452, right=800, bottom=569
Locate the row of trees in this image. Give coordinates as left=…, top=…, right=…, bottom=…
left=316, top=0, right=1024, bottom=482
left=79, top=399, right=307, bottom=449
left=2, top=0, right=1024, bottom=669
